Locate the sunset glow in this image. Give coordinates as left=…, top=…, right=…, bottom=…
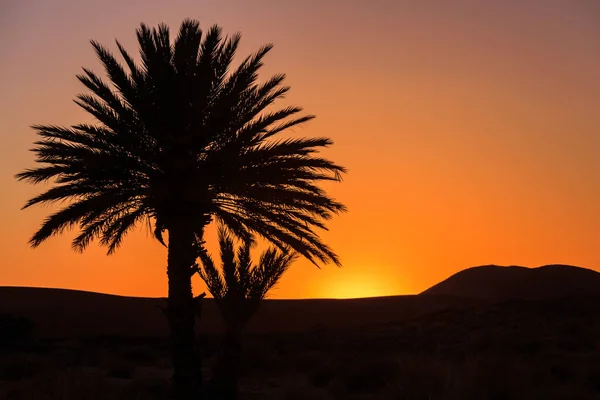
left=324, top=270, right=399, bottom=299
left=1, top=1, right=599, bottom=299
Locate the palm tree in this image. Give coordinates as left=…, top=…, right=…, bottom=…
left=198, top=225, right=297, bottom=399
left=15, top=19, right=346, bottom=399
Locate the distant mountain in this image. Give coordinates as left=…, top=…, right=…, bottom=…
left=421, top=264, right=600, bottom=299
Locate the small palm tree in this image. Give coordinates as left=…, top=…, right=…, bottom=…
left=16, top=19, right=346, bottom=400
left=198, top=225, right=297, bottom=399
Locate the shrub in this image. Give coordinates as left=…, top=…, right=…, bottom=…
left=294, top=351, right=324, bottom=373
left=341, top=358, right=398, bottom=394
left=585, top=369, right=600, bottom=393
left=0, top=314, right=34, bottom=350
left=310, top=369, right=335, bottom=388
left=0, top=355, right=43, bottom=381
left=105, top=358, right=136, bottom=379
left=511, top=340, right=545, bottom=358
left=549, top=363, right=576, bottom=383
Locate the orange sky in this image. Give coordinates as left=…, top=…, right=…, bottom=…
left=1, top=0, right=599, bottom=299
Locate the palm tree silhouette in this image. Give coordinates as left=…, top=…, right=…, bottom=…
left=15, top=19, right=346, bottom=399
left=198, top=225, right=297, bottom=399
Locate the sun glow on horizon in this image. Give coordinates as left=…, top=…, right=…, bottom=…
left=323, top=270, right=400, bottom=299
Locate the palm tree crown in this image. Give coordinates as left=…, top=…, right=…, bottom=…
left=16, top=19, right=346, bottom=266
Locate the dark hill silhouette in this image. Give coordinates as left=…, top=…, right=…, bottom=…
left=421, top=264, right=600, bottom=299
left=0, top=286, right=474, bottom=339
left=5, top=265, right=598, bottom=339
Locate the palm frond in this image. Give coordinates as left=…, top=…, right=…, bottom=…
left=218, top=225, right=239, bottom=293
left=197, top=225, right=298, bottom=331
left=173, top=19, right=202, bottom=75
left=89, top=41, right=138, bottom=109
left=198, top=249, right=226, bottom=299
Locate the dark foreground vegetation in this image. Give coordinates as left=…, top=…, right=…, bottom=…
left=2, top=295, right=599, bottom=400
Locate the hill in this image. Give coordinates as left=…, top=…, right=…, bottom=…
left=421, top=264, right=600, bottom=299
left=3, top=264, right=599, bottom=339
left=0, top=286, right=473, bottom=339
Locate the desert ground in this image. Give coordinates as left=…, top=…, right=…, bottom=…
left=1, top=265, right=599, bottom=399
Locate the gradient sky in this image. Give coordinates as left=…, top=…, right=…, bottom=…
left=1, top=0, right=599, bottom=299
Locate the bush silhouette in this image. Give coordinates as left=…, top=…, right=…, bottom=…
left=0, top=313, right=34, bottom=350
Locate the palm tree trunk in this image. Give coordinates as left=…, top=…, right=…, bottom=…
left=167, top=224, right=203, bottom=400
